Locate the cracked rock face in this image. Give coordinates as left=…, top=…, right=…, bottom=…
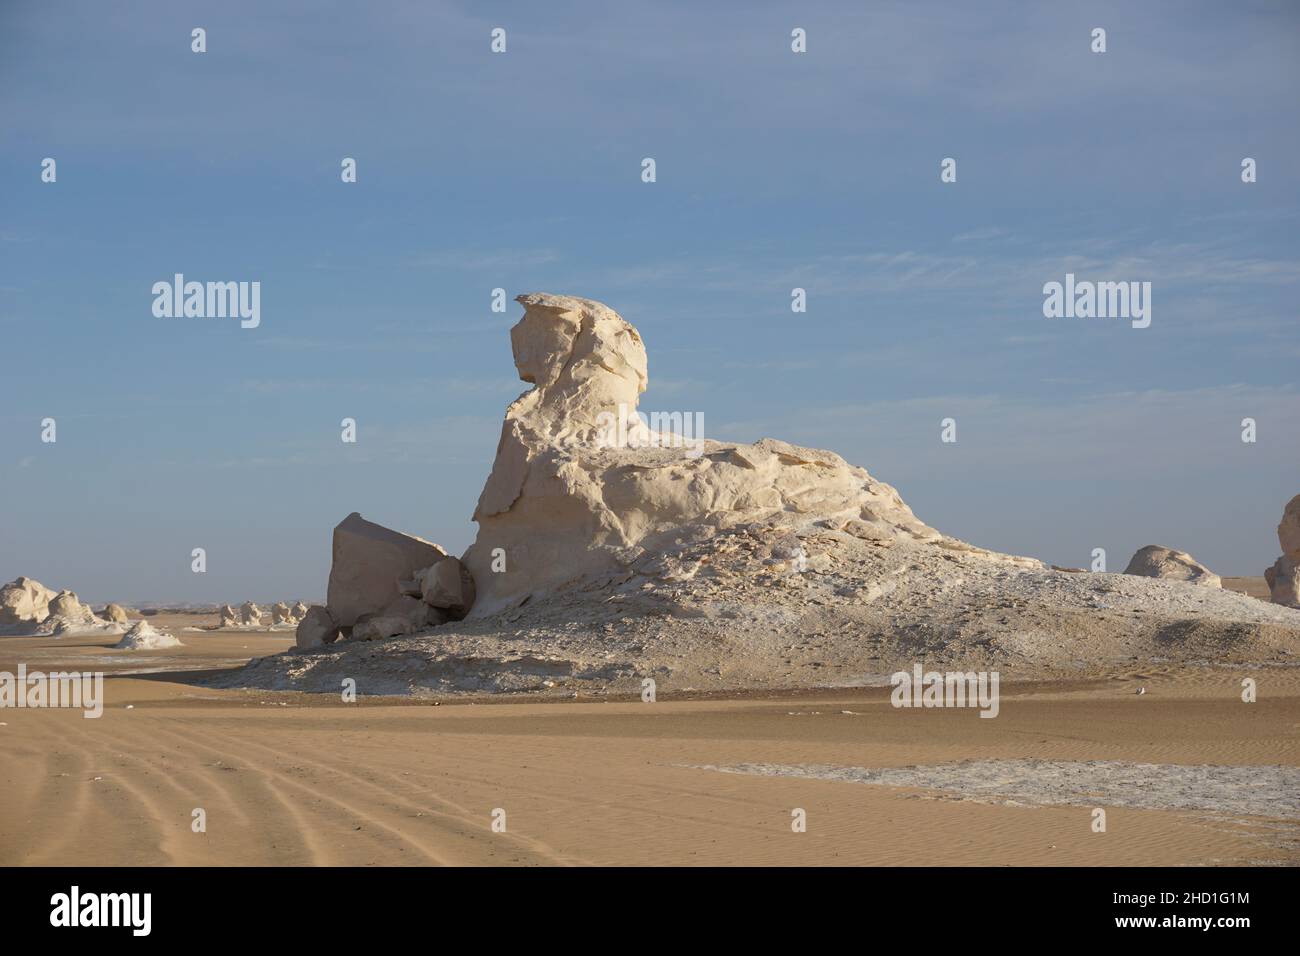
left=463, top=293, right=1034, bottom=617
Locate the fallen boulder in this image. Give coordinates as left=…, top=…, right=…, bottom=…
left=1123, top=545, right=1221, bottom=588
left=327, top=512, right=448, bottom=627
left=352, top=595, right=446, bottom=642
left=295, top=605, right=341, bottom=649
left=418, top=556, right=476, bottom=617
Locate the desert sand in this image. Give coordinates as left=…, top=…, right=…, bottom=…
left=1, top=611, right=1296, bottom=867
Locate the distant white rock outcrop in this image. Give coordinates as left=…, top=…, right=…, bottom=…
left=115, top=621, right=183, bottom=649
left=0, top=577, right=57, bottom=628
left=1123, top=545, right=1221, bottom=588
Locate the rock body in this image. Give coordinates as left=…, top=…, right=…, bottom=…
left=239, top=602, right=263, bottom=626
left=295, top=605, right=341, bottom=649
left=1123, top=546, right=1221, bottom=588
left=1266, top=495, right=1300, bottom=607
left=219, top=605, right=239, bottom=627
left=463, top=293, right=1031, bottom=617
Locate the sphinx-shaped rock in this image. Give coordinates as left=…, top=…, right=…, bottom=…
left=1123, top=545, right=1221, bottom=588
left=0, top=577, right=57, bottom=626
left=295, top=605, right=341, bottom=649
left=327, top=512, right=448, bottom=627
left=239, top=601, right=263, bottom=626
left=219, top=604, right=239, bottom=627
left=462, top=293, right=985, bottom=617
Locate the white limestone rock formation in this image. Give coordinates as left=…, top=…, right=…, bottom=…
left=115, top=621, right=183, bottom=649
left=295, top=605, right=341, bottom=649
left=218, top=604, right=239, bottom=627
left=47, top=590, right=97, bottom=623
left=271, top=601, right=302, bottom=626
left=292, top=601, right=310, bottom=620
left=1266, top=495, right=1300, bottom=608
left=0, top=577, right=56, bottom=627
left=327, top=512, right=448, bottom=627
left=1123, top=545, right=1221, bottom=588
left=239, top=601, right=263, bottom=627
left=101, top=603, right=130, bottom=624
left=31, top=590, right=116, bottom=636
left=463, top=293, right=1030, bottom=617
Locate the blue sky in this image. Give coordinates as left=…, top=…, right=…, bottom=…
left=2, top=0, right=1297, bottom=604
